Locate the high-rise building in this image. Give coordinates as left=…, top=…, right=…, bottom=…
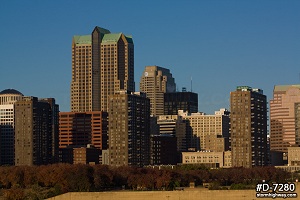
left=39, top=98, right=59, bottom=163
left=230, top=86, right=267, bottom=168
left=14, top=96, right=58, bottom=166
left=164, top=90, right=198, bottom=115
left=179, top=109, right=230, bottom=151
left=108, top=91, right=150, bottom=167
left=0, top=89, right=24, bottom=165
left=140, top=66, right=176, bottom=116
left=71, top=26, right=135, bottom=112
left=270, top=85, right=300, bottom=154
left=59, top=111, right=108, bottom=150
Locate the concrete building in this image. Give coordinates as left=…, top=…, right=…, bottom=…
left=73, top=144, right=101, bottom=165
left=157, top=114, right=191, bottom=152
left=164, top=90, right=198, bottom=115
left=287, top=147, right=300, bottom=166
left=270, top=85, right=300, bottom=155
left=108, top=91, right=150, bottom=167
left=230, top=86, right=268, bottom=168
left=71, top=26, right=134, bottom=112
left=179, top=109, right=230, bottom=151
left=205, top=134, right=229, bottom=152
left=181, top=151, right=231, bottom=168
left=14, top=96, right=59, bottom=166
left=59, top=111, right=108, bottom=150
left=140, top=66, right=176, bottom=116
left=0, top=89, right=24, bottom=165
left=150, top=134, right=177, bottom=165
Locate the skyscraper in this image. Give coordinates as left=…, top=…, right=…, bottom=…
left=230, top=86, right=267, bottom=168
left=0, top=89, right=24, bottom=165
left=140, top=66, right=176, bottom=116
left=71, top=26, right=134, bottom=112
left=108, top=91, right=150, bottom=167
left=270, top=85, right=300, bottom=153
left=14, top=96, right=58, bottom=166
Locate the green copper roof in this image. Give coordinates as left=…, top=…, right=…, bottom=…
left=73, top=35, right=91, bottom=44
left=274, top=85, right=300, bottom=92
left=102, top=33, right=122, bottom=43
left=102, top=33, right=133, bottom=44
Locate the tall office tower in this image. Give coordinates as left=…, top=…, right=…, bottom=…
left=230, top=86, right=268, bottom=168
left=179, top=108, right=230, bottom=151
left=270, top=85, right=300, bottom=154
left=14, top=96, right=57, bottom=166
left=59, top=111, right=108, bottom=149
left=0, top=89, right=24, bottom=165
left=108, top=91, right=150, bottom=167
left=164, top=89, right=198, bottom=115
left=71, top=26, right=135, bottom=112
left=39, top=98, right=59, bottom=163
left=140, top=66, right=176, bottom=116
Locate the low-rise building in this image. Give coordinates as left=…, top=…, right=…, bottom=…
left=181, top=151, right=231, bottom=168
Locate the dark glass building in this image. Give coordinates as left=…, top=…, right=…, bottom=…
left=164, top=91, right=198, bottom=115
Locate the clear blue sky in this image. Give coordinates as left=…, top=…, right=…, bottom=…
left=1, top=0, right=299, bottom=114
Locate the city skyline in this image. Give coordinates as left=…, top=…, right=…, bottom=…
left=0, top=1, right=300, bottom=114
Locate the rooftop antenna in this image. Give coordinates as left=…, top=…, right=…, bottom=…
left=191, top=76, right=193, bottom=92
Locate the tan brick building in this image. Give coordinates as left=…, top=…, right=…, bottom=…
left=108, top=91, right=150, bottom=167
left=230, top=86, right=267, bottom=168
left=71, top=26, right=134, bottom=112
left=139, top=66, right=176, bottom=116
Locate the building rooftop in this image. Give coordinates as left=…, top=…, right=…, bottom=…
left=0, top=89, right=23, bottom=96
left=102, top=33, right=133, bottom=44
left=73, top=35, right=91, bottom=45
left=274, top=85, right=300, bottom=92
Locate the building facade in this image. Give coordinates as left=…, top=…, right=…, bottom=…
left=14, top=96, right=58, bottom=166
left=179, top=109, right=230, bottom=151
left=0, top=89, right=24, bottom=165
left=108, top=91, right=150, bottom=167
left=71, top=26, right=135, bottom=112
left=230, top=86, right=268, bottom=168
left=164, top=90, right=198, bottom=115
left=157, top=115, right=191, bottom=152
left=181, top=151, right=231, bottom=168
left=150, top=134, right=177, bottom=165
left=73, top=144, right=101, bottom=165
left=270, top=85, right=300, bottom=154
left=59, top=111, right=108, bottom=150
left=140, top=66, right=176, bottom=116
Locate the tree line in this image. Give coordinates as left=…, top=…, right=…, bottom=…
left=0, top=163, right=292, bottom=199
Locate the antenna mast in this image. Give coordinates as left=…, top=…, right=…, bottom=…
left=191, top=76, right=193, bottom=92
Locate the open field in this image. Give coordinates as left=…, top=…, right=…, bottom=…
left=48, top=186, right=300, bottom=200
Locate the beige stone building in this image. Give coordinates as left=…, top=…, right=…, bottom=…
left=139, top=66, right=176, bottom=116
left=270, top=85, right=300, bottom=153
left=288, top=147, right=300, bottom=166
left=179, top=109, right=230, bottom=151
left=181, top=151, right=231, bottom=168
left=71, top=26, right=134, bottom=112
